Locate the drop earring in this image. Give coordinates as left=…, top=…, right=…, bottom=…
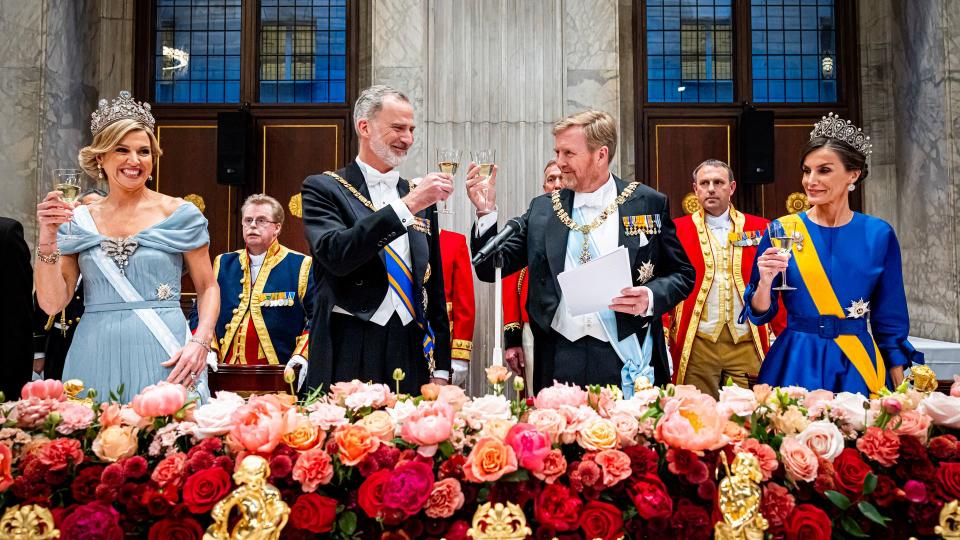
left=97, top=164, right=104, bottom=180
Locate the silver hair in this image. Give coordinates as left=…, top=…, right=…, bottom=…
left=691, top=159, right=735, bottom=183
left=353, top=85, right=410, bottom=126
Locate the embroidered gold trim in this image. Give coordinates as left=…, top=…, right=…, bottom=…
left=452, top=339, right=473, bottom=351
left=551, top=182, right=640, bottom=263
left=325, top=170, right=415, bottom=212
left=517, top=268, right=527, bottom=294
left=452, top=349, right=472, bottom=360
left=503, top=322, right=522, bottom=331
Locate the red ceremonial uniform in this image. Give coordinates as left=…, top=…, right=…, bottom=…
left=667, top=207, right=787, bottom=384
left=439, top=230, right=475, bottom=361
left=502, top=268, right=529, bottom=349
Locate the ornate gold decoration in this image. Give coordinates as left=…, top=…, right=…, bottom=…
left=62, top=380, right=93, bottom=405
left=682, top=192, right=701, bottom=214
left=0, top=504, right=60, bottom=540
left=552, top=182, right=640, bottom=264
left=910, top=365, right=939, bottom=393
left=935, top=499, right=960, bottom=539
left=324, top=170, right=415, bottom=213
left=204, top=455, right=289, bottom=540
left=288, top=193, right=302, bottom=219
left=714, top=452, right=768, bottom=540
left=786, top=192, right=810, bottom=214
left=633, top=376, right=653, bottom=393
left=184, top=193, right=206, bottom=214
left=466, top=502, right=532, bottom=540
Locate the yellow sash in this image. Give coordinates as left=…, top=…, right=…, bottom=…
left=780, top=214, right=886, bottom=394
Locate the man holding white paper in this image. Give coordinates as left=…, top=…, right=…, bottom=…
left=467, top=110, right=694, bottom=393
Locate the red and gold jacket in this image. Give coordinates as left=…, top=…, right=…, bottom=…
left=667, top=207, right=787, bottom=383
left=502, top=268, right=529, bottom=349
left=440, top=230, right=475, bottom=361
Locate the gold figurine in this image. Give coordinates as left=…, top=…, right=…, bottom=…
left=0, top=504, right=60, bottom=540
left=465, top=502, right=532, bottom=540
left=203, top=455, right=289, bottom=540
left=714, top=452, right=768, bottom=540
left=62, top=380, right=94, bottom=405
left=910, top=365, right=939, bottom=393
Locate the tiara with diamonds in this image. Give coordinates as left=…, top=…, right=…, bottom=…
left=89, top=90, right=155, bottom=135
left=809, top=112, right=872, bottom=156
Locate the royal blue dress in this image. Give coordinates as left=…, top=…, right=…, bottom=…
left=740, top=212, right=922, bottom=395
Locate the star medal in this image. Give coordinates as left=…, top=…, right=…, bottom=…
left=636, top=260, right=655, bottom=284
left=156, top=283, right=174, bottom=300
left=845, top=298, right=870, bottom=319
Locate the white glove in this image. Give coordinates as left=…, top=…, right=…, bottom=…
left=205, top=351, right=219, bottom=372
left=452, top=359, right=469, bottom=387
left=285, top=355, right=308, bottom=391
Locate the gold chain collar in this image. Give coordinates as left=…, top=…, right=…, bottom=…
left=552, top=181, right=640, bottom=263
left=324, top=170, right=415, bottom=212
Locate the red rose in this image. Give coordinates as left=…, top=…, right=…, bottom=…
left=358, top=469, right=392, bottom=518
left=929, top=435, right=958, bottom=461
left=382, top=461, right=434, bottom=517
left=141, top=486, right=177, bottom=517
left=872, top=475, right=899, bottom=507
left=182, top=467, right=232, bottom=514
left=71, top=465, right=105, bottom=503
left=535, top=483, right=583, bottom=532
left=148, top=517, right=203, bottom=540
left=833, top=448, right=872, bottom=496
left=669, top=498, right=711, bottom=540
left=784, top=504, right=832, bottom=540
left=579, top=500, right=624, bottom=540
left=290, top=493, right=338, bottom=533
left=936, top=462, right=960, bottom=501
left=444, top=520, right=470, bottom=540
left=629, top=473, right=674, bottom=520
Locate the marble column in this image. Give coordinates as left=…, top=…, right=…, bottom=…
left=367, top=0, right=627, bottom=394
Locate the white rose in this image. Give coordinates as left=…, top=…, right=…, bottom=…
left=459, top=395, right=512, bottom=431
left=192, top=391, right=245, bottom=439
left=795, top=419, right=845, bottom=462
left=919, top=392, right=960, bottom=429
left=828, top=392, right=874, bottom=431
left=526, top=408, right=567, bottom=444
left=718, top=385, right=758, bottom=418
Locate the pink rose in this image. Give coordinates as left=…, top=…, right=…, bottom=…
left=594, top=449, right=632, bottom=488
left=718, top=385, right=758, bottom=418
left=533, top=449, right=568, bottom=483
left=796, top=420, right=845, bottom=462
left=53, top=401, right=95, bottom=435
left=856, top=427, right=900, bottom=467
left=803, top=390, right=835, bottom=418
left=292, top=447, right=334, bottom=492
left=577, top=417, right=619, bottom=451
left=306, top=402, right=348, bottom=431
left=92, top=425, right=138, bottom=462
left=894, top=410, right=931, bottom=444
left=535, top=383, right=588, bottom=410
left=526, top=409, right=567, bottom=445
left=780, top=436, right=819, bottom=483
left=226, top=395, right=289, bottom=454
left=737, top=439, right=779, bottom=481
left=401, top=400, right=455, bottom=456
left=655, top=394, right=729, bottom=452
left=356, top=410, right=396, bottom=442
left=424, top=478, right=465, bottom=519
left=610, top=412, right=640, bottom=447
left=463, top=437, right=518, bottom=483
left=192, top=391, right=245, bottom=439
left=132, top=382, right=188, bottom=418
left=504, top=423, right=551, bottom=473
left=919, top=393, right=960, bottom=429
left=829, top=392, right=875, bottom=430
left=20, top=379, right=64, bottom=401
left=118, top=404, right=150, bottom=429
left=98, top=403, right=121, bottom=428
left=560, top=405, right=601, bottom=445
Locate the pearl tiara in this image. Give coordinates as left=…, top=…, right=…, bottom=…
left=89, top=90, right=155, bottom=136
left=809, top=112, right=872, bottom=156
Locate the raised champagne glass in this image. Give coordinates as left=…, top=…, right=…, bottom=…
left=767, top=220, right=797, bottom=291
left=471, top=149, right=496, bottom=211
left=53, top=169, right=83, bottom=235
left=436, top=148, right=461, bottom=215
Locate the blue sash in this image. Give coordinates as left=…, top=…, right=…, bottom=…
left=384, top=245, right=436, bottom=370
left=567, top=208, right=653, bottom=397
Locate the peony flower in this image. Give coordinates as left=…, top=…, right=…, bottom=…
left=594, top=449, right=632, bottom=488
left=532, top=449, right=568, bottom=483
left=436, top=385, right=469, bottom=412
left=463, top=437, right=518, bottom=482
left=59, top=501, right=122, bottom=539
left=92, top=425, right=138, bottom=462
left=292, top=447, right=334, bottom=492
left=118, top=404, right=150, bottom=429
left=53, top=401, right=95, bottom=435
left=382, top=460, right=435, bottom=517
left=226, top=394, right=290, bottom=454
left=894, top=410, right=932, bottom=444
left=577, top=417, right=620, bottom=451
left=780, top=436, right=818, bottom=483
left=192, top=391, right=245, bottom=439
left=335, top=424, right=380, bottom=466
left=504, top=423, right=551, bottom=473
left=856, top=427, right=900, bottom=467
left=535, top=382, right=588, bottom=410
left=919, top=392, right=960, bottom=429
left=329, top=380, right=365, bottom=405
left=485, top=364, right=511, bottom=385
left=344, top=383, right=392, bottom=410
left=306, top=402, right=348, bottom=431
left=718, top=385, right=758, bottom=418
left=796, top=420, right=845, bottom=462
left=401, top=400, right=455, bottom=456
left=131, top=382, right=189, bottom=418
left=98, top=403, right=121, bottom=428
left=20, top=379, right=64, bottom=401
left=459, top=394, right=512, bottom=431
left=737, top=439, right=779, bottom=481
left=525, top=409, right=567, bottom=445
left=356, top=410, right=397, bottom=443
left=952, top=375, right=960, bottom=398
left=655, top=393, right=729, bottom=452
left=424, top=477, right=465, bottom=519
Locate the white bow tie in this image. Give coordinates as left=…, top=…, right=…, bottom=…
left=367, top=170, right=400, bottom=190
left=573, top=190, right=606, bottom=210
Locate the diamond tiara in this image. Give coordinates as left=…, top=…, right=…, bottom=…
left=809, top=112, right=873, bottom=156
left=89, top=90, right=155, bottom=136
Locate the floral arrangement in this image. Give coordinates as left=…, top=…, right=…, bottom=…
left=3, top=368, right=960, bottom=540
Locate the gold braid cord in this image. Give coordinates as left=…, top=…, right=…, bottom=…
left=325, top=170, right=415, bottom=212
left=552, top=182, right=640, bottom=263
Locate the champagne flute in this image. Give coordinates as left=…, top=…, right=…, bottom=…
left=767, top=220, right=797, bottom=291
left=53, top=169, right=83, bottom=236
left=471, top=149, right=496, bottom=211
left=436, top=148, right=461, bottom=215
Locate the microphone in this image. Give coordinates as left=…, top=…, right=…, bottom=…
left=472, top=218, right=524, bottom=266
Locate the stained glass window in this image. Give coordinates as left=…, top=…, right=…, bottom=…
left=646, top=0, right=734, bottom=103
left=154, top=0, right=242, bottom=104
left=751, top=0, right=837, bottom=103
left=259, top=0, right=347, bottom=103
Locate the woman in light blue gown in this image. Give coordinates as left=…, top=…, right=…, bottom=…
left=35, top=91, right=219, bottom=401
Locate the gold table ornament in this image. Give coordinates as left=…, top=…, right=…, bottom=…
left=204, top=455, right=289, bottom=540
left=184, top=193, right=206, bottom=214
left=0, top=504, right=60, bottom=540
left=714, top=452, right=768, bottom=540
left=910, top=365, right=939, bottom=393
left=62, top=379, right=93, bottom=405
left=464, top=502, right=532, bottom=540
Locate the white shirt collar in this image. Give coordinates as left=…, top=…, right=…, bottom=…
left=356, top=156, right=400, bottom=189
left=705, top=207, right=731, bottom=229
left=573, top=173, right=616, bottom=209
left=248, top=251, right=267, bottom=265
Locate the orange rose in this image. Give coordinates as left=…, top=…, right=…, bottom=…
left=420, top=383, right=441, bottom=401
left=463, top=437, right=518, bottom=482
left=356, top=410, right=397, bottom=443
left=92, top=425, right=138, bottom=462
left=485, top=365, right=511, bottom=385
left=335, top=424, right=380, bottom=466
left=282, top=411, right=323, bottom=451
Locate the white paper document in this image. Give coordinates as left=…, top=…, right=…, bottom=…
left=556, top=245, right=633, bottom=317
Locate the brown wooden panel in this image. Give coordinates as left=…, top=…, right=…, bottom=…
left=759, top=123, right=816, bottom=218
left=649, top=121, right=734, bottom=218
left=259, top=120, right=344, bottom=254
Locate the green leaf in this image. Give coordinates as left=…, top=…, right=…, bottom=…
left=501, top=469, right=530, bottom=482
left=857, top=501, right=890, bottom=527
left=338, top=511, right=357, bottom=536
left=438, top=441, right=456, bottom=459
left=840, top=516, right=870, bottom=538
left=862, top=472, right=877, bottom=495
left=824, top=490, right=852, bottom=510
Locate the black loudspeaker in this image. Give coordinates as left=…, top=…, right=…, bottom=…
left=217, top=110, right=251, bottom=186
left=739, top=108, right=775, bottom=184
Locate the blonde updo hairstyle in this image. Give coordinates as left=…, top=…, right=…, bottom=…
left=78, top=118, right=163, bottom=179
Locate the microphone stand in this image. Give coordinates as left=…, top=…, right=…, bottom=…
left=492, top=250, right=504, bottom=367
